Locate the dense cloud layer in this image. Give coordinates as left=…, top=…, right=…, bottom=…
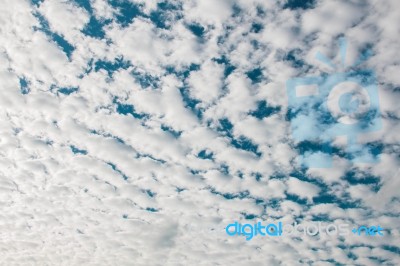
left=0, top=0, right=399, bottom=265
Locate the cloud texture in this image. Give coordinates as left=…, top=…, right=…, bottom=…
left=0, top=0, right=399, bottom=265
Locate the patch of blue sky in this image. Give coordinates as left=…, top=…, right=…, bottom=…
left=318, top=259, right=345, bottom=266
left=215, top=118, right=261, bottom=156
left=178, top=87, right=203, bottom=120
left=99, top=0, right=184, bottom=30
left=264, top=198, right=282, bottom=210
left=71, top=0, right=92, bottom=13
left=346, top=69, right=376, bottom=85
left=237, top=171, right=244, bottom=179
left=131, top=69, right=160, bottom=89
left=253, top=172, right=262, bottom=181
left=70, top=145, right=88, bottom=155
left=285, top=49, right=307, bottom=68
left=106, top=162, right=129, bottom=180
left=137, top=153, right=166, bottom=164
left=300, top=139, right=382, bottom=166
left=166, top=63, right=200, bottom=79
left=189, top=169, right=201, bottom=175
left=82, top=17, right=110, bottom=39
left=246, top=67, right=263, bottom=84
left=80, top=58, right=95, bottom=77
left=367, top=257, right=389, bottom=264
left=313, top=192, right=361, bottom=209
left=32, top=12, right=75, bottom=59
left=19, top=77, right=30, bottom=95
left=90, top=129, right=127, bottom=145
left=197, top=150, right=214, bottom=160
left=219, top=164, right=230, bottom=175
left=255, top=199, right=268, bottom=217
left=49, top=35, right=75, bottom=59
left=175, top=187, right=185, bottom=193
left=242, top=213, right=257, bottom=220
left=71, top=0, right=110, bottom=39
left=58, top=87, right=79, bottom=95
left=295, top=140, right=335, bottom=156
left=212, top=56, right=236, bottom=78
left=350, top=43, right=374, bottom=68
left=30, top=0, right=44, bottom=7
left=345, top=254, right=362, bottom=265
left=310, top=213, right=331, bottom=222
left=357, top=108, right=381, bottom=130
left=231, top=136, right=262, bottom=157
left=231, top=4, right=242, bottom=18
left=250, top=23, right=263, bottom=33
left=161, top=124, right=182, bottom=138
left=270, top=172, right=286, bottom=180
left=255, top=198, right=264, bottom=205
left=216, top=29, right=231, bottom=46
left=287, top=170, right=356, bottom=208
left=285, top=106, right=302, bottom=122
left=255, top=5, right=266, bottom=17
left=149, top=1, right=183, bottom=29
left=283, top=0, right=316, bottom=10
left=217, top=118, right=233, bottom=137
left=342, top=170, right=381, bottom=192
left=294, top=139, right=367, bottom=168
left=166, top=64, right=204, bottom=119
left=314, top=104, right=337, bottom=126
left=382, top=245, right=400, bottom=255
left=210, top=188, right=250, bottom=200
left=249, top=100, right=281, bottom=119
left=107, top=0, right=144, bottom=27
left=365, top=141, right=384, bottom=157
left=286, top=194, right=308, bottom=205
left=115, top=101, right=148, bottom=119
left=94, top=58, right=131, bottom=77
left=143, top=189, right=156, bottom=198
left=290, top=169, right=329, bottom=187
left=145, top=207, right=159, bottom=212
left=187, top=23, right=205, bottom=39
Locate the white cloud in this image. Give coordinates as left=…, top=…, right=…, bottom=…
left=286, top=177, right=321, bottom=202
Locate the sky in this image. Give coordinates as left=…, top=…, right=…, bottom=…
left=0, top=0, right=399, bottom=265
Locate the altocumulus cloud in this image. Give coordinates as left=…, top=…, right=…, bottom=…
left=0, top=0, right=399, bottom=265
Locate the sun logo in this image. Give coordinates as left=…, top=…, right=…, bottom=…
left=286, top=37, right=382, bottom=168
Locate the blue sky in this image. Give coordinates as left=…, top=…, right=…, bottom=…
left=0, top=0, right=399, bottom=265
